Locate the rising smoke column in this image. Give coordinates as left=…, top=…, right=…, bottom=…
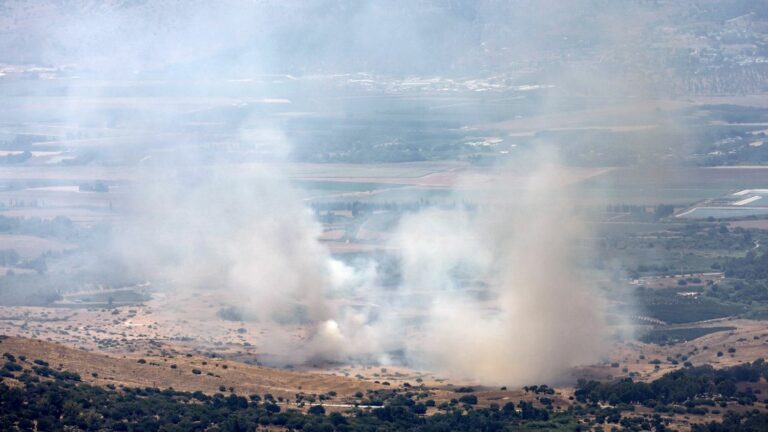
left=114, top=165, right=333, bottom=330
left=113, top=159, right=394, bottom=364
left=115, top=154, right=613, bottom=383
left=0, top=0, right=671, bottom=385
left=392, top=159, right=609, bottom=385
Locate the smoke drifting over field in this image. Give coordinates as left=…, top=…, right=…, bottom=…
left=116, top=166, right=335, bottom=324
left=2, top=0, right=667, bottom=385
left=108, top=150, right=610, bottom=385
left=392, top=161, right=608, bottom=384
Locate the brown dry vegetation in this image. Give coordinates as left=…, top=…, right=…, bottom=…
left=0, top=336, right=381, bottom=400
left=0, top=335, right=563, bottom=413
left=0, top=234, right=74, bottom=258
left=729, top=219, right=768, bottom=230
left=579, top=319, right=768, bottom=383
left=4, top=307, right=768, bottom=429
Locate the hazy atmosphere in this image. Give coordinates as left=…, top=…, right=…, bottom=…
left=1, top=1, right=768, bottom=431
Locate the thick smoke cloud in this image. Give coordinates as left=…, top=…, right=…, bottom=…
left=1, top=0, right=655, bottom=384
left=109, top=150, right=611, bottom=385
left=118, top=167, right=332, bottom=322
left=394, top=159, right=609, bottom=384
left=111, top=164, right=348, bottom=356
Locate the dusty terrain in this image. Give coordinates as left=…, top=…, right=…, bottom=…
left=729, top=219, right=768, bottom=230
left=4, top=317, right=768, bottom=430
left=4, top=295, right=768, bottom=389
left=0, top=335, right=382, bottom=402
left=575, top=318, right=768, bottom=383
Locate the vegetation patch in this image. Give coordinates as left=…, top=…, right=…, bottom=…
left=640, top=326, right=736, bottom=345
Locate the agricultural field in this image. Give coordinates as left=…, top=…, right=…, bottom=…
left=0, top=234, right=73, bottom=259
left=578, top=167, right=768, bottom=206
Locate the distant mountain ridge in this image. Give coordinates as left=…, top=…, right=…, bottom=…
left=0, top=0, right=766, bottom=95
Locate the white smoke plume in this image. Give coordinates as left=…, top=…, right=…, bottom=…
left=0, top=0, right=656, bottom=385
left=111, top=148, right=611, bottom=385
left=393, top=159, right=609, bottom=384
left=112, top=164, right=344, bottom=353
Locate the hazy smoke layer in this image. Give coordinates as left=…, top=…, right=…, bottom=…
left=114, top=163, right=394, bottom=363
left=3, top=0, right=643, bottom=385
left=113, top=153, right=610, bottom=385
left=394, top=161, right=608, bottom=384
left=114, top=166, right=334, bottom=327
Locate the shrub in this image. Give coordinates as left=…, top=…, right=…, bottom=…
left=308, top=405, right=326, bottom=415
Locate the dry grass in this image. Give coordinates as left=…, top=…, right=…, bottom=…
left=729, top=220, right=768, bottom=230
left=578, top=319, right=768, bottom=383
left=0, top=234, right=74, bottom=258
left=0, top=336, right=381, bottom=399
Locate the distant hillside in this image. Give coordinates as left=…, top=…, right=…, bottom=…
left=0, top=336, right=379, bottom=399
left=0, top=0, right=766, bottom=95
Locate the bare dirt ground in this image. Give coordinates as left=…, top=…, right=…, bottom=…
left=579, top=318, right=768, bottom=383
left=630, top=272, right=724, bottom=290
left=0, top=335, right=382, bottom=401
left=0, top=183, right=124, bottom=222
left=0, top=234, right=74, bottom=258
left=3, top=289, right=768, bottom=389
left=0, top=334, right=573, bottom=414
left=480, top=100, right=689, bottom=133
left=0, top=165, right=136, bottom=182
left=296, top=164, right=613, bottom=190
left=3, top=297, right=768, bottom=428
left=729, top=219, right=768, bottom=230
left=691, top=95, right=768, bottom=109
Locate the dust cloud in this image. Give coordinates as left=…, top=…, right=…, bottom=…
left=393, top=159, right=609, bottom=384
left=109, top=150, right=611, bottom=385
left=4, top=0, right=657, bottom=385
